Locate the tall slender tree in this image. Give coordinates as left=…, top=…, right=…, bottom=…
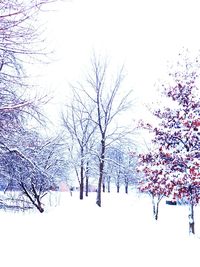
left=80, top=54, right=132, bottom=206
left=62, top=88, right=97, bottom=199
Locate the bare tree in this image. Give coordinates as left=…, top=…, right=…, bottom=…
left=62, top=88, right=97, bottom=199
left=0, top=0, right=60, bottom=212
left=0, top=0, right=57, bottom=92
left=117, top=146, right=138, bottom=194
left=0, top=143, right=49, bottom=213
left=0, top=130, right=67, bottom=212
left=106, top=146, right=124, bottom=193
left=0, top=0, right=57, bottom=136
left=104, top=143, right=137, bottom=194
left=77, top=54, right=132, bottom=206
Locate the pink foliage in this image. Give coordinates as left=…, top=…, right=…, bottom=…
left=137, top=53, right=200, bottom=205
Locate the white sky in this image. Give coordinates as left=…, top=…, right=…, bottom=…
left=34, top=0, right=200, bottom=126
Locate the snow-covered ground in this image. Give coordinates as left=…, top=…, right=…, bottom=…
left=0, top=191, right=200, bottom=267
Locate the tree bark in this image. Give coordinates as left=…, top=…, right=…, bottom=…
left=125, top=183, right=128, bottom=194
left=107, top=178, right=110, bottom=193
left=152, top=196, right=159, bottom=220
left=102, top=182, right=105, bottom=193
left=188, top=187, right=195, bottom=235
left=85, top=161, right=89, bottom=197
left=85, top=174, right=89, bottom=197
left=80, top=164, right=84, bottom=200
left=36, top=200, right=44, bottom=213
left=96, top=171, right=102, bottom=207
left=189, top=203, right=195, bottom=235
left=96, top=138, right=105, bottom=207
left=80, top=147, right=84, bottom=200
left=117, top=183, right=120, bottom=193
left=20, top=182, right=44, bottom=213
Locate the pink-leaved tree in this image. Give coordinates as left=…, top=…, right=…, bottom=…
left=137, top=50, right=200, bottom=234
left=137, top=148, right=175, bottom=220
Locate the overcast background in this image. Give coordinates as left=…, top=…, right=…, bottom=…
left=31, top=0, right=200, bottom=128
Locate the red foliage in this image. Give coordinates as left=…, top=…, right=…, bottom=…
left=137, top=54, right=200, bottom=205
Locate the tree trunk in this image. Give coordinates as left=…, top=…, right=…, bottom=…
left=36, top=200, right=44, bottom=213
left=85, top=161, right=89, bottom=197
left=102, top=182, right=105, bottom=193
left=80, top=164, right=84, bottom=200
left=80, top=150, right=84, bottom=200
left=96, top=138, right=105, bottom=207
left=85, top=175, right=89, bottom=197
left=107, top=178, right=110, bottom=193
left=189, top=203, right=195, bottom=235
left=154, top=205, right=158, bottom=220
left=20, top=182, right=44, bottom=213
left=188, top=187, right=195, bottom=235
left=125, top=183, right=128, bottom=194
left=117, top=183, right=120, bottom=193
left=35, top=191, right=45, bottom=213
left=96, top=168, right=102, bottom=207
left=152, top=196, right=159, bottom=220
